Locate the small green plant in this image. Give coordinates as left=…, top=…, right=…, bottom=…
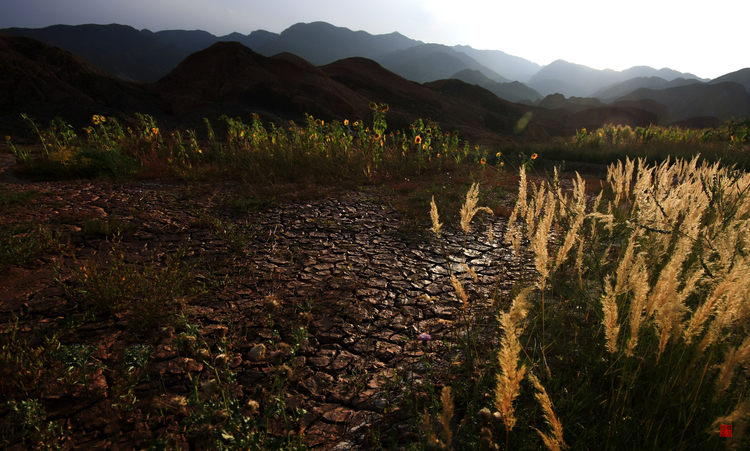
left=4, top=399, right=66, bottom=450
left=54, top=343, right=99, bottom=389
left=0, top=222, right=58, bottom=271
left=111, top=344, right=153, bottom=412
left=60, top=242, right=196, bottom=329
left=5, top=134, right=31, bottom=165
left=82, top=216, right=139, bottom=236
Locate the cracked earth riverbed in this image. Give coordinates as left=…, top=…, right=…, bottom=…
left=1, top=165, right=543, bottom=449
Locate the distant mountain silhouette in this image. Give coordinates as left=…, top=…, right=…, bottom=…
left=0, top=34, right=164, bottom=134
left=537, top=94, right=603, bottom=113
left=145, top=28, right=281, bottom=57
left=619, top=66, right=704, bottom=82
left=449, top=69, right=542, bottom=103
left=452, top=45, right=541, bottom=82
left=142, top=28, right=218, bottom=56
left=255, top=21, right=420, bottom=66
left=528, top=60, right=706, bottom=98
left=2, top=21, right=748, bottom=137
left=1, top=24, right=185, bottom=82
left=0, top=35, right=574, bottom=144
left=593, top=77, right=702, bottom=102
left=379, top=44, right=509, bottom=84
left=708, top=68, right=750, bottom=94
left=616, top=82, right=750, bottom=124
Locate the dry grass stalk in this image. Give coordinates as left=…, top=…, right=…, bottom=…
left=601, top=278, right=621, bottom=354
left=682, top=275, right=732, bottom=345
left=487, top=222, right=494, bottom=245
left=715, top=335, right=750, bottom=397
left=531, top=183, right=547, bottom=226
left=625, top=258, right=650, bottom=356
left=461, top=263, right=478, bottom=283
left=451, top=274, right=469, bottom=313
left=439, top=386, right=454, bottom=447
left=614, top=231, right=640, bottom=296
left=531, top=191, right=556, bottom=291
left=460, top=183, right=493, bottom=235
left=574, top=234, right=585, bottom=285
left=553, top=173, right=586, bottom=272
left=494, top=288, right=531, bottom=433
left=528, top=372, right=567, bottom=450
left=608, top=157, right=636, bottom=206
left=514, top=166, right=528, bottom=223
left=422, top=407, right=439, bottom=449
left=430, top=195, right=443, bottom=238
left=505, top=170, right=528, bottom=258
left=645, top=236, right=703, bottom=359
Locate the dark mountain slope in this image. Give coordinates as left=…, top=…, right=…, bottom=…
left=0, top=34, right=165, bottom=134
left=144, top=29, right=219, bottom=56
left=616, top=82, right=750, bottom=123
left=449, top=69, right=542, bottom=103
left=379, top=44, right=509, bottom=84
left=152, top=42, right=373, bottom=125
left=322, top=57, right=564, bottom=143
left=593, top=76, right=702, bottom=102
left=1, top=24, right=184, bottom=82
left=709, top=68, right=750, bottom=94
left=537, top=94, right=603, bottom=113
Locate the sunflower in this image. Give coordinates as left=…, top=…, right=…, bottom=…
left=415, top=136, right=422, bottom=144
left=531, top=153, right=538, bottom=160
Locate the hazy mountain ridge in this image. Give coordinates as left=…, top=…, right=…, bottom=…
left=449, top=69, right=543, bottom=103
left=708, top=68, right=750, bottom=94
left=527, top=59, right=708, bottom=98
left=255, top=21, right=419, bottom=66
left=1, top=21, right=749, bottom=134
left=378, top=44, right=510, bottom=84
left=593, top=77, right=702, bottom=102
left=616, top=82, right=750, bottom=124
left=452, top=45, right=541, bottom=83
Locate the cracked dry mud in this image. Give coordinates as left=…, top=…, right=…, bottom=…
left=0, top=157, right=541, bottom=449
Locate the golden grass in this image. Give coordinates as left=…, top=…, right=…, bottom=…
left=494, top=288, right=531, bottom=433
left=528, top=372, right=567, bottom=451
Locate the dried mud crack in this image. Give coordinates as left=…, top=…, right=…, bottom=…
left=0, top=172, right=535, bottom=450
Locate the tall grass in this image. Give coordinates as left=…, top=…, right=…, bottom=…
left=530, top=122, right=750, bottom=170
left=424, top=156, right=750, bottom=450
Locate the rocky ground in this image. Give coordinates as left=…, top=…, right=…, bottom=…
left=0, top=153, right=602, bottom=449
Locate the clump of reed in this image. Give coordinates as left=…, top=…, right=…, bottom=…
left=423, top=155, right=750, bottom=450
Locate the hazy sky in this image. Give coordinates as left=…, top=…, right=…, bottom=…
left=1, top=0, right=747, bottom=80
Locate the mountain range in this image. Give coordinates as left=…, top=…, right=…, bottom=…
left=1, top=21, right=749, bottom=142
